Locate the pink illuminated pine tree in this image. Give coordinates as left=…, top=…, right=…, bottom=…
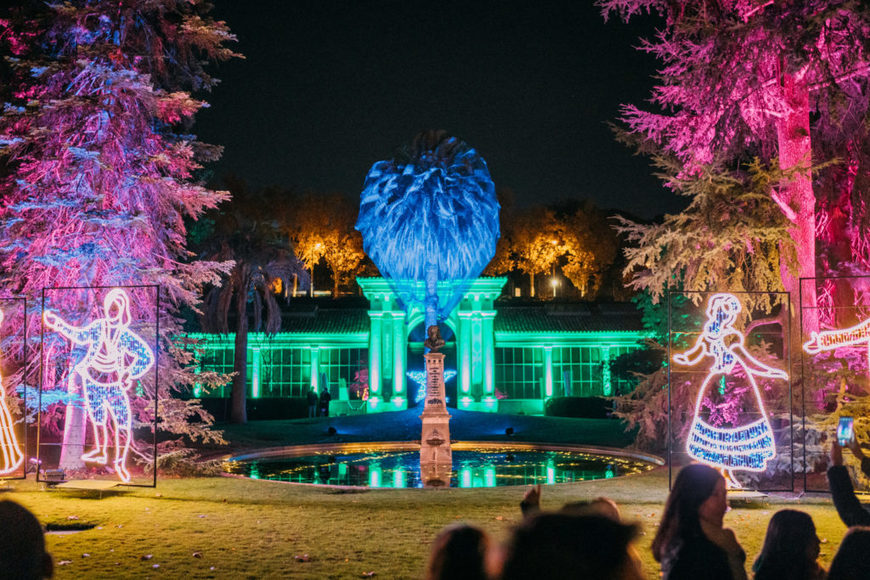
left=599, top=1, right=870, bottom=330
left=0, top=2, right=239, bottom=471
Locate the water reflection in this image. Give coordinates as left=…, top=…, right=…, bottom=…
left=225, top=448, right=654, bottom=488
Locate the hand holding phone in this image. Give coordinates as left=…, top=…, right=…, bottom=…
left=838, top=416, right=855, bottom=447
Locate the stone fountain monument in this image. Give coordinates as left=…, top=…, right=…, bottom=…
left=420, top=325, right=451, bottom=487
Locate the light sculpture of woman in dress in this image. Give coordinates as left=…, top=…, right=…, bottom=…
left=0, top=310, right=24, bottom=475
left=673, top=293, right=788, bottom=488
left=44, top=289, right=154, bottom=482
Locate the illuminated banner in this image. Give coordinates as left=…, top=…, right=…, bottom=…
left=44, top=289, right=154, bottom=482
left=804, top=318, right=870, bottom=364
left=0, top=310, right=24, bottom=475
left=673, top=293, right=788, bottom=486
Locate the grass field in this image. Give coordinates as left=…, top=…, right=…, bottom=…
left=7, top=412, right=854, bottom=579
left=4, top=467, right=848, bottom=579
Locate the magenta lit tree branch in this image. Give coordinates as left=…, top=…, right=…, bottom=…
left=0, top=2, right=239, bottom=471
left=599, top=1, right=870, bottom=332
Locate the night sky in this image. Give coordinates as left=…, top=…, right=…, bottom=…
left=196, top=0, right=685, bottom=220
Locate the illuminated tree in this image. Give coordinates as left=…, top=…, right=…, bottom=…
left=507, top=207, right=563, bottom=298
left=0, top=2, right=238, bottom=465
left=288, top=192, right=365, bottom=296
left=599, top=0, right=870, bottom=330
left=610, top=159, right=797, bottom=457
left=195, top=182, right=307, bottom=424
left=557, top=201, right=620, bottom=298
left=356, top=130, right=499, bottom=331
left=617, top=157, right=795, bottom=312
left=322, top=231, right=366, bottom=296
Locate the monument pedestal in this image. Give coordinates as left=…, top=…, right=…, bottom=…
left=420, top=352, right=452, bottom=487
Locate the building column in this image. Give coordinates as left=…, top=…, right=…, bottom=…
left=482, top=312, right=496, bottom=407
left=601, top=345, right=612, bottom=396
left=458, top=312, right=472, bottom=407
left=471, top=315, right=483, bottom=397
left=252, top=345, right=262, bottom=398
left=391, top=311, right=407, bottom=409
left=310, top=346, right=320, bottom=394
left=367, top=313, right=383, bottom=411
left=543, top=345, right=553, bottom=399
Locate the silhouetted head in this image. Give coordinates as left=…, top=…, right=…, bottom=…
left=753, top=509, right=821, bottom=580
left=0, top=500, right=53, bottom=579
left=652, top=464, right=726, bottom=561
left=500, top=513, right=642, bottom=580
left=560, top=496, right=621, bottom=521
left=828, top=526, right=870, bottom=580
left=425, top=523, right=489, bottom=580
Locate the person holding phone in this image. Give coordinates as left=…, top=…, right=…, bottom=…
left=828, top=418, right=870, bottom=527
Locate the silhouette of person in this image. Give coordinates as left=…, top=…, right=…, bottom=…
left=319, top=388, right=331, bottom=417
left=44, top=289, right=154, bottom=482
left=0, top=500, right=53, bottom=579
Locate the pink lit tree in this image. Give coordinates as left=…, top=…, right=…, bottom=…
left=599, top=1, right=870, bottom=331
left=0, top=2, right=238, bottom=472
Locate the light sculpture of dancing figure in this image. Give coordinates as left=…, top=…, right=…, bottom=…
left=0, top=310, right=24, bottom=475
left=44, top=289, right=154, bottom=482
left=804, top=317, right=870, bottom=369
left=673, top=293, right=787, bottom=488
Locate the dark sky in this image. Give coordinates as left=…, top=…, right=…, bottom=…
left=196, top=0, right=685, bottom=220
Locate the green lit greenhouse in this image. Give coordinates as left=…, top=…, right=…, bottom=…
left=189, top=278, right=649, bottom=417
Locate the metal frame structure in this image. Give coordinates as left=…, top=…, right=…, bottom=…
left=0, top=296, right=28, bottom=481
left=800, top=275, right=870, bottom=492
left=37, top=285, right=160, bottom=488
left=667, top=290, right=793, bottom=491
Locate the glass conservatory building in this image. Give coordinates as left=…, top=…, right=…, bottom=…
left=189, top=277, right=649, bottom=416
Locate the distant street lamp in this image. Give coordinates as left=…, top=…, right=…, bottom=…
left=551, top=277, right=559, bottom=298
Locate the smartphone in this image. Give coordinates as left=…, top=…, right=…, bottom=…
left=838, top=416, right=855, bottom=446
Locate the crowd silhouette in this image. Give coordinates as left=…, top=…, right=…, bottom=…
left=421, top=438, right=870, bottom=580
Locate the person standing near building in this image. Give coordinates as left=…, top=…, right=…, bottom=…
left=319, top=388, right=331, bottom=417
left=307, top=388, right=318, bottom=418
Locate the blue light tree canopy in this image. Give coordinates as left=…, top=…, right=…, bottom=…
left=356, top=131, right=500, bottom=326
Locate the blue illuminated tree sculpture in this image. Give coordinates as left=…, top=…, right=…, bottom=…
left=356, top=131, right=500, bottom=332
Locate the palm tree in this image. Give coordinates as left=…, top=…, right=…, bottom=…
left=195, top=180, right=307, bottom=424
left=355, top=131, right=500, bottom=331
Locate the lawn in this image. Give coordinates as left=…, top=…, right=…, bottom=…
left=7, top=412, right=853, bottom=579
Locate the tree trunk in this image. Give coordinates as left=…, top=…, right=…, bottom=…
left=529, top=272, right=535, bottom=298
left=425, top=263, right=438, bottom=332
left=230, top=267, right=249, bottom=424
left=58, top=377, right=86, bottom=470
left=775, top=70, right=817, bottom=336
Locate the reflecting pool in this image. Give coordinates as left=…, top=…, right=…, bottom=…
left=225, top=444, right=659, bottom=488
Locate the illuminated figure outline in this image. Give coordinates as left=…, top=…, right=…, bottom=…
left=673, top=293, right=787, bottom=488
left=44, top=289, right=154, bottom=482
left=804, top=317, right=870, bottom=368
left=0, top=310, right=24, bottom=475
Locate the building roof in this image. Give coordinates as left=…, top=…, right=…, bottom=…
left=282, top=306, right=369, bottom=335
left=494, top=302, right=645, bottom=334
left=273, top=301, right=645, bottom=336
